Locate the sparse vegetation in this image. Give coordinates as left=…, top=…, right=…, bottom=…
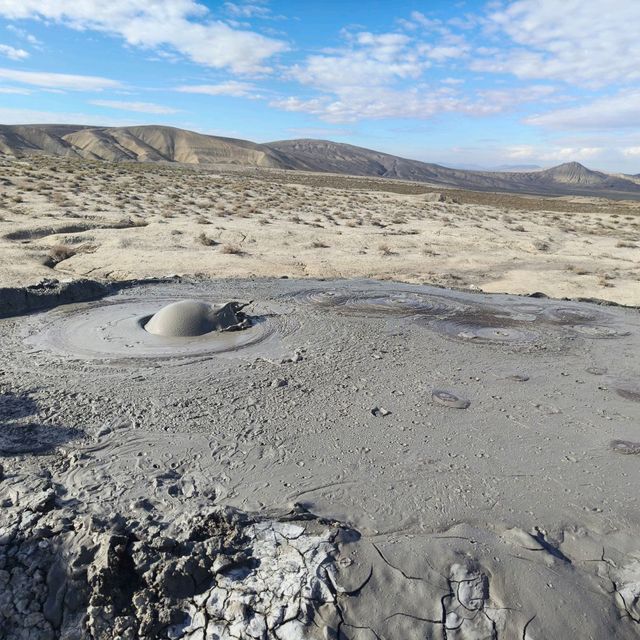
left=197, top=232, right=218, bottom=247
left=220, top=243, right=244, bottom=255
left=45, top=243, right=77, bottom=267
left=0, top=154, right=637, bottom=304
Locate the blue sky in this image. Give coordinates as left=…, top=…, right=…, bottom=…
left=0, top=0, right=639, bottom=172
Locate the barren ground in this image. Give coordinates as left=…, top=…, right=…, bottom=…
left=1, top=157, right=640, bottom=640
left=1, top=156, right=638, bottom=304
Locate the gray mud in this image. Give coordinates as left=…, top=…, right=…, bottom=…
left=1, top=277, right=639, bottom=639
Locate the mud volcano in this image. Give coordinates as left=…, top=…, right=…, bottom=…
left=1, top=277, right=639, bottom=640
left=144, top=300, right=250, bottom=336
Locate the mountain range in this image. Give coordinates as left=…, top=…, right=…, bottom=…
left=1, top=123, right=639, bottom=199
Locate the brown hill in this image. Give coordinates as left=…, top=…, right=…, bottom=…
left=1, top=124, right=639, bottom=198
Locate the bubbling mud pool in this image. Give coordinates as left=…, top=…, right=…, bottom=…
left=22, top=294, right=299, bottom=363
left=2, top=277, right=640, bottom=640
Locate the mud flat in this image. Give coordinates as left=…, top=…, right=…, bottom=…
left=1, top=277, right=639, bottom=639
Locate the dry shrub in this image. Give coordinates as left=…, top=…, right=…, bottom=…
left=221, top=244, right=244, bottom=255
left=197, top=232, right=218, bottom=247
left=45, top=244, right=77, bottom=267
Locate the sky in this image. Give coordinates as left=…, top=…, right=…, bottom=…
left=0, top=0, right=639, bottom=172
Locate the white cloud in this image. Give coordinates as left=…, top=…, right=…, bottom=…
left=506, top=144, right=604, bottom=163
left=0, top=68, right=121, bottom=91
left=525, top=91, right=640, bottom=130
left=6, top=25, right=41, bottom=45
left=89, top=100, right=180, bottom=114
left=473, top=85, right=557, bottom=114
left=0, top=106, right=139, bottom=126
left=622, top=147, right=640, bottom=158
left=0, top=86, right=30, bottom=94
left=285, top=126, right=356, bottom=139
left=0, top=0, right=287, bottom=73
left=290, top=31, right=427, bottom=90
left=477, top=0, right=640, bottom=87
left=224, top=2, right=271, bottom=19
left=175, top=81, right=258, bottom=97
left=272, top=88, right=463, bottom=124
left=0, top=43, right=28, bottom=60
left=278, top=25, right=480, bottom=122
left=273, top=83, right=558, bottom=124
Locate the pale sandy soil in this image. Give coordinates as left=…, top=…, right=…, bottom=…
left=1, top=156, right=639, bottom=304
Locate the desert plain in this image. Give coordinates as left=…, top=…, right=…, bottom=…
left=0, top=153, right=639, bottom=640
left=0, top=155, right=639, bottom=305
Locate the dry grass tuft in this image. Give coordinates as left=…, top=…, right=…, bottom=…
left=221, top=243, right=244, bottom=255
left=197, top=232, right=218, bottom=247
left=45, top=243, right=77, bottom=267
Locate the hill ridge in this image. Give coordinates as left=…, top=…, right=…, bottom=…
left=1, top=123, right=639, bottom=198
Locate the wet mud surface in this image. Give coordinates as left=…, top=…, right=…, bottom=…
left=1, top=277, right=639, bottom=639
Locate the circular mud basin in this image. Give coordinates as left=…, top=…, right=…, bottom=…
left=23, top=296, right=287, bottom=362
left=429, top=313, right=540, bottom=346
left=292, top=289, right=468, bottom=318
left=432, top=389, right=471, bottom=409
left=610, top=439, right=640, bottom=455
left=570, top=324, right=630, bottom=339
left=541, top=305, right=613, bottom=325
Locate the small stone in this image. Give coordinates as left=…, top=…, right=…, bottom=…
left=505, top=373, right=529, bottom=382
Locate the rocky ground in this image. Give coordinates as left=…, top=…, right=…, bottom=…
left=1, top=277, right=639, bottom=639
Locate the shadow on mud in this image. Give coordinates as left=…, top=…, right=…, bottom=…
left=0, top=390, right=83, bottom=456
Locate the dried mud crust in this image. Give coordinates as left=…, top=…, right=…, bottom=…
left=0, top=466, right=344, bottom=640
left=1, top=278, right=640, bottom=639
left=1, top=463, right=639, bottom=640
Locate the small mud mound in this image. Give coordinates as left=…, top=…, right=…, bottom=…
left=144, top=300, right=251, bottom=337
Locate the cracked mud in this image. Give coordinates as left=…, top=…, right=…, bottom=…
left=1, top=277, right=639, bottom=639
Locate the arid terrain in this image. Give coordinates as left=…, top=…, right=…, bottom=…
left=1, top=154, right=639, bottom=305
left=1, top=141, right=639, bottom=640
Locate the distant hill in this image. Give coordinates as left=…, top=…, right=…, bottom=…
left=268, top=139, right=640, bottom=197
left=489, top=164, right=543, bottom=172
left=1, top=123, right=639, bottom=198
